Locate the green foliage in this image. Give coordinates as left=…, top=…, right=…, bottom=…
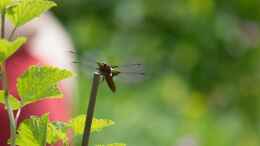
left=96, top=144, right=126, bottom=146
left=15, top=114, right=118, bottom=146
left=0, top=37, right=27, bottom=63
left=57, top=0, right=260, bottom=145
left=7, top=0, right=57, bottom=27
left=0, top=0, right=12, bottom=11
left=47, top=122, right=69, bottom=145
left=69, top=115, right=114, bottom=135
left=16, top=114, right=49, bottom=146
left=17, top=66, right=73, bottom=105
left=0, top=65, right=73, bottom=109
left=0, top=90, right=21, bottom=110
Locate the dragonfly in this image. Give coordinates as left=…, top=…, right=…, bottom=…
left=71, top=51, right=144, bottom=92
left=95, top=62, right=144, bottom=92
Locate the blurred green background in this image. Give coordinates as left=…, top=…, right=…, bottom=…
left=53, top=0, right=260, bottom=145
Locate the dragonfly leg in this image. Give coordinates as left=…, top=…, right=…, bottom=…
left=100, top=76, right=105, bottom=83
left=112, top=70, right=120, bottom=77
left=111, top=65, right=119, bottom=68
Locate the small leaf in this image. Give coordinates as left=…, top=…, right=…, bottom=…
left=7, top=0, right=57, bottom=27
left=17, top=65, right=73, bottom=105
left=69, top=115, right=114, bottom=135
left=96, top=144, right=126, bottom=146
left=0, top=90, right=21, bottom=110
left=0, top=37, right=27, bottom=63
left=47, top=121, right=69, bottom=145
left=16, top=114, right=49, bottom=146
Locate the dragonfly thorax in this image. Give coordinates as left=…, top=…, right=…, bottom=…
left=97, top=62, right=113, bottom=76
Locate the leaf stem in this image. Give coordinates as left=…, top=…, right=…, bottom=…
left=1, top=9, right=17, bottom=146
left=15, top=108, right=21, bottom=125
left=82, top=72, right=101, bottom=146
left=8, top=27, right=17, bottom=40
left=15, top=99, right=24, bottom=125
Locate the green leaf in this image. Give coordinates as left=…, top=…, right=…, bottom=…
left=17, top=65, right=73, bottom=105
left=69, top=115, right=114, bottom=135
left=96, top=144, right=126, bottom=146
left=0, top=90, right=21, bottom=110
left=7, top=0, right=57, bottom=27
left=0, top=37, right=27, bottom=63
left=47, top=121, right=69, bottom=145
left=0, top=0, right=12, bottom=11
left=16, top=114, right=49, bottom=146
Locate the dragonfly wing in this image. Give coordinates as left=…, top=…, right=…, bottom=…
left=115, top=71, right=144, bottom=83
left=116, top=63, right=144, bottom=74
left=114, top=63, right=145, bottom=83
left=78, top=52, right=108, bottom=77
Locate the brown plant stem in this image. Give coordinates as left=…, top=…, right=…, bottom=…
left=82, top=72, right=101, bottom=146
